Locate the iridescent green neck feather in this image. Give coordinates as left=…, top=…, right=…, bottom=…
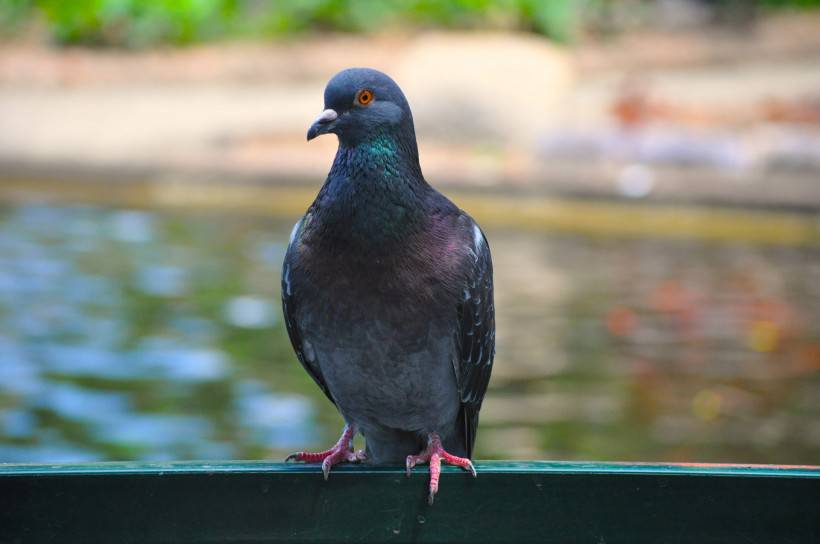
left=312, top=131, right=429, bottom=245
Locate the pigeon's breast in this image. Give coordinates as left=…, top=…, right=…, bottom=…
left=293, top=251, right=462, bottom=434
left=310, top=315, right=459, bottom=433
left=289, top=203, right=476, bottom=436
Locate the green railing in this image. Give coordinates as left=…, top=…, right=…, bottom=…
left=1, top=460, right=818, bottom=543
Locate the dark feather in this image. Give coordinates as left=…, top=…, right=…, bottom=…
left=455, top=223, right=495, bottom=458
left=282, top=219, right=335, bottom=406
left=282, top=68, right=496, bottom=464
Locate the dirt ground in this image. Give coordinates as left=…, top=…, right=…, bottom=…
left=2, top=13, right=820, bottom=208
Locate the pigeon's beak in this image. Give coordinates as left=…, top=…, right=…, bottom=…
left=307, top=109, right=338, bottom=141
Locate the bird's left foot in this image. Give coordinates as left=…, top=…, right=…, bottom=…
left=406, top=432, right=476, bottom=505
left=285, top=424, right=365, bottom=480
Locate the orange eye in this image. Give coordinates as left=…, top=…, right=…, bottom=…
left=356, top=89, right=374, bottom=106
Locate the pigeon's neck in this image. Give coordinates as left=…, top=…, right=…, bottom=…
left=330, top=130, right=423, bottom=182
left=313, top=131, right=430, bottom=245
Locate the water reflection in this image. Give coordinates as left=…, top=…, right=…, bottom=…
left=0, top=203, right=817, bottom=464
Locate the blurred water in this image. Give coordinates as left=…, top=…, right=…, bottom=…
left=0, top=202, right=818, bottom=464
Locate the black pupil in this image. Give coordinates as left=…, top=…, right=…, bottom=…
left=361, top=93, right=369, bottom=101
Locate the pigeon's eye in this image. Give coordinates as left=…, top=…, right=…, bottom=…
left=356, top=89, right=374, bottom=106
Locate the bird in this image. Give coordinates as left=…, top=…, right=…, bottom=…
left=282, top=67, right=495, bottom=504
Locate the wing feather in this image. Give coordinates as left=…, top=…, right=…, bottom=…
left=455, top=222, right=496, bottom=458
left=281, top=218, right=336, bottom=405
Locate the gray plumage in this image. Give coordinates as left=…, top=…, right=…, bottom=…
left=282, top=68, right=495, bottom=463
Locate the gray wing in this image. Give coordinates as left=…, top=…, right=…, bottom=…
left=456, top=222, right=496, bottom=458
left=281, top=218, right=335, bottom=405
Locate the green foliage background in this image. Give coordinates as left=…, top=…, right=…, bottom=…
left=0, top=0, right=818, bottom=47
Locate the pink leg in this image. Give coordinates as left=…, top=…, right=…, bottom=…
left=285, top=424, right=365, bottom=480
left=406, top=432, right=476, bottom=504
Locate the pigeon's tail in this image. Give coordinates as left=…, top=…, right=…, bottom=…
left=460, top=405, right=478, bottom=459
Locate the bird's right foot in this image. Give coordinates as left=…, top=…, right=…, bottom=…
left=285, top=424, right=365, bottom=479
left=406, top=432, right=476, bottom=505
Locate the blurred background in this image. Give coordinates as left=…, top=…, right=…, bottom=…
left=1, top=0, right=819, bottom=465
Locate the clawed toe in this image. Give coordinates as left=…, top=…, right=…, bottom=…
left=405, top=454, right=424, bottom=477
left=465, top=459, right=477, bottom=477
left=406, top=432, right=476, bottom=504
left=285, top=425, right=361, bottom=479
left=352, top=449, right=367, bottom=462
left=285, top=452, right=301, bottom=463
left=321, top=456, right=335, bottom=480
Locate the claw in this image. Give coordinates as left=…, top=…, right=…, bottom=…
left=285, top=424, right=359, bottom=479
left=353, top=449, right=367, bottom=462
left=405, top=432, right=475, bottom=504
left=466, top=459, right=477, bottom=477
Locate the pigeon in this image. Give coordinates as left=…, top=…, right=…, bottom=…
left=282, top=67, right=495, bottom=504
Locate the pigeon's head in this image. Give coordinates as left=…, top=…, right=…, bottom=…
left=307, top=68, right=415, bottom=147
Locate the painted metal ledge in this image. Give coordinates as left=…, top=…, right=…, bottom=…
left=1, top=460, right=818, bottom=543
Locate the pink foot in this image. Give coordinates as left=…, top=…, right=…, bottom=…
left=285, top=424, right=365, bottom=480
left=406, top=432, right=476, bottom=505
